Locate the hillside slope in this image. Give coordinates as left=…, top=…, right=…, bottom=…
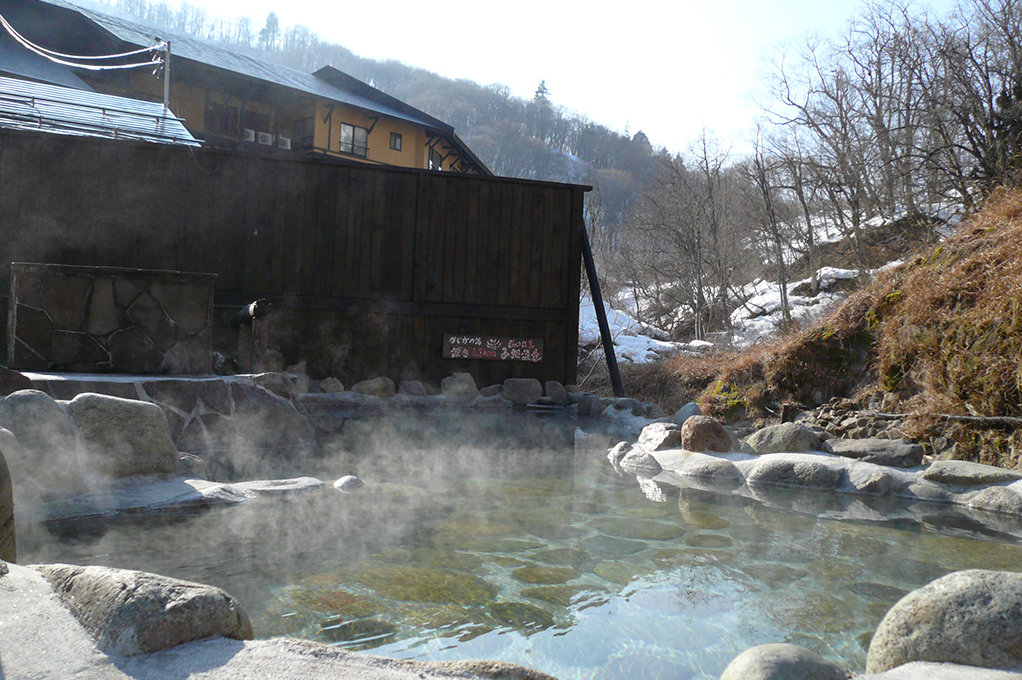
left=685, top=188, right=1022, bottom=467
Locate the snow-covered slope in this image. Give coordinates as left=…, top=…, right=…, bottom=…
left=578, top=266, right=880, bottom=363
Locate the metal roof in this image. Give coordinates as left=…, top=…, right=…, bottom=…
left=0, top=73, right=199, bottom=145
left=37, top=0, right=455, bottom=134
left=0, top=34, right=92, bottom=89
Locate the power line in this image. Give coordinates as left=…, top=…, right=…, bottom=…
left=0, top=10, right=164, bottom=71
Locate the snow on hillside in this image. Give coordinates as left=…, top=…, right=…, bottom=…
left=729, top=267, right=859, bottom=347
left=579, top=266, right=880, bottom=363
left=578, top=296, right=697, bottom=364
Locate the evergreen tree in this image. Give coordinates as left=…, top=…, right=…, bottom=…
left=534, top=80, right=550, bottom=102
left=258, top=12, right=279, bottom=51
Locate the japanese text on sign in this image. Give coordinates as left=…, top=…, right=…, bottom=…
left=443, top=335, right=544, bottom=363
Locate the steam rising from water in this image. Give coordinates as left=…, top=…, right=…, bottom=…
left=19, top=412, right=1022, bottom=680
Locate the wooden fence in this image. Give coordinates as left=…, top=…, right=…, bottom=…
left=0, top=129, right=588, bottom=386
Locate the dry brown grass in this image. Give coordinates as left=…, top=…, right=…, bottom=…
left=875, top=188, right=1022, bottom=420
left=591, top=188, right=1022, bottom=466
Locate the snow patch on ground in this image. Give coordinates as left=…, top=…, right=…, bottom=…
left=579, top=297, right=696, bottom=364
left=579, top=264, right=900, bottom=362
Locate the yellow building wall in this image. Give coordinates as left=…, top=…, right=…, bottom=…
left=313, top=102, right=438, bottom=169
left=111, top=71, right=469, bottom=171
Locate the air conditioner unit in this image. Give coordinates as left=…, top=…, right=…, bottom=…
left=242, top=128, right=256, bottom=142
left=278, top=136, right=291, bottom=150
left=257, top=132, right=273, bottom=145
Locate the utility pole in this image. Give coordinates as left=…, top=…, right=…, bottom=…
left=161, top=40, right=171, bottom=116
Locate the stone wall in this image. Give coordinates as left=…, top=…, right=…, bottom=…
left=8, top=263, right=215, bottom=374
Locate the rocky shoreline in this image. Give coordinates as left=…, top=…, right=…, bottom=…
left=4, top=369, right=1022, bottom=679
left=607, top=414, right=1022, bottom=679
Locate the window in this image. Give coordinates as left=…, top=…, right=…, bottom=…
left=241, top=110, right=270, bottom=135
left=429, top=147, right=444, bottom=171
left=292, top=117, right=314, bottom=151
left=204, top=101, right=239, bottom=138
left=390, top=132, right=402, bottom=151
left=340, top=123, right=369, bottom=157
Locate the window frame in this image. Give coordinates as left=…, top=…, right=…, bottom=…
left=339, top=122, right=369, bottom=157
left=389, top=131, right=402, bottom=152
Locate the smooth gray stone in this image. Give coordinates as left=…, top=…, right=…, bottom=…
left=36, top=563, right=252, bottom=656
left=830, top=438, right=924, bottom=468
left=720, top=643, right=849, bottom=680
left=867, top=570, right=1022, bottom=673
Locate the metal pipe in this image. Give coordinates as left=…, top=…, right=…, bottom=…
left=580, top=224, right=624, bottom=398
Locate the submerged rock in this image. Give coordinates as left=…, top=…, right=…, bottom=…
left=319, top=617, right=396, bottom=644
left=486, top=601, right=555, bottom=631
left=512, top=564, right=580, bottom=585
left=338, top=564, right=497, bottom=606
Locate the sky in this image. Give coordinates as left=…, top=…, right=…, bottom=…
left=178, top=0, right=957, bottom=155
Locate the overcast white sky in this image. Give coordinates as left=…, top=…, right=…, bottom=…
left=185, top=0, right=957, bottom=155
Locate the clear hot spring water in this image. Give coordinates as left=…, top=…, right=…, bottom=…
left=18, top=413, right=1022, bottom=679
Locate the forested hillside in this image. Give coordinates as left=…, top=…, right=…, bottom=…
left=106, top=0, right=1022, bottom=344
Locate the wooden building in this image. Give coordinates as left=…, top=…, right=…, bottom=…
left=0, top=0, right=487, bottom=173
left=0, top=128, right=588, bottom=387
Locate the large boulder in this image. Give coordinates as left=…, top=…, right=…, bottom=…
left=502, top=378, right=543, bottom=405
left=36, top=563, right=253, bottom=656
left=544, top=381, right=569, bottom=405
left=320, top=376, right=345, bottom=393
left=921, top=460, right=1022, bottom=485
left=829, top=438, right=924, bottom=468
left=745, top=456, right=841, bottom=490
left=350, top=376, right=396, bottom=398
left=0, top=438, right=14, bottom=562
left=680, top=415, right=740, bottom=453
left=441, top=372, right=478, bottom=400
left=742, top=422, right=823, bottom=455
left=672, top=401, right=702, bottom=427
left=867, top=569, right=1022, bottom=673
left=619, top=449, right=663, bottom=476
left=0, top=389, right=85, bottom=492
left=64, top=393, right=178, bottom=478
left=637, top=422, right=684, bottom=451
left=720, top=643, right=849, bottom=680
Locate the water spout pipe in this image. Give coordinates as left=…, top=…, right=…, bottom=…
left=580, top=225, right=624, bottom=398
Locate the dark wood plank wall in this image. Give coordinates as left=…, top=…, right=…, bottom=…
left=0, top=130, right=586, bottom=386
